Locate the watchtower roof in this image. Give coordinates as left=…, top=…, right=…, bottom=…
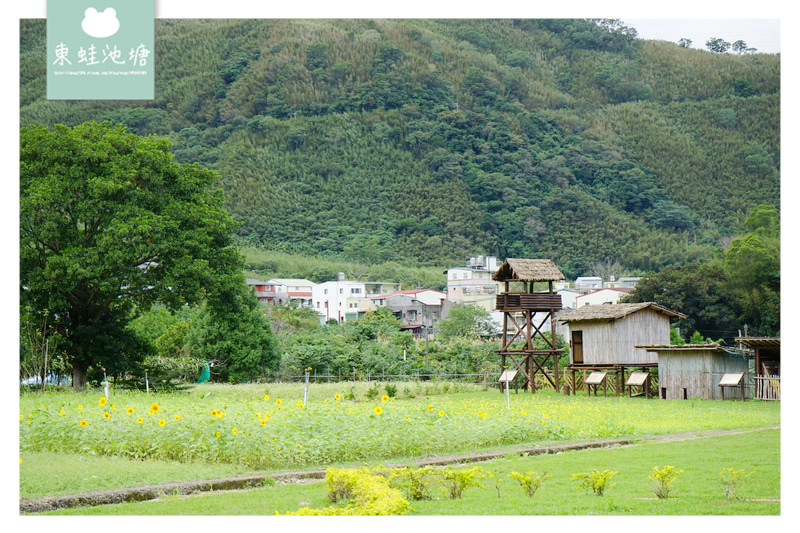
left=492, top=258, right=565, bottom=282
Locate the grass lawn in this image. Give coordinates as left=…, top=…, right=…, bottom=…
left=19, top=452, right=255, bottom=498
left=40, top=428, right=780, bottom=516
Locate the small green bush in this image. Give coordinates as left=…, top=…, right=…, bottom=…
left=509, top=470, right=551, bottom=498
left=389, top=466, right=439, bottom=500
left=384, top=383, right=398, bottom=398
left=440, top=466, right=488, bottom=499
left=648, top=465, right=683, bottom=499
left=571, top=469, right=618, bottom=496
left=720, top=468, right=753, bottom=500
left=365, top=382, right=380, bottom=401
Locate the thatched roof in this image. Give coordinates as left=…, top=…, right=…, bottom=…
left=492, top=258, right=565, bottom=282
left=635, top=343, right=720, bottom=350
left=558, top=302, right=686, bottom=322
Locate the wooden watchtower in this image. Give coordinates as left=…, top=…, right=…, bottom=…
left=493, top=258, right=565, bottom=393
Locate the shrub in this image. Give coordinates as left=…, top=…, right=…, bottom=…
left=720, top=468, right=752, bottom=500
left=385, top=383, right=398, bottom=398
left=509, top=470, right=551, bottom=498
left=647, top=465, right=683, bottom=499
left=571, top=469, right=618, bottom=496
left=440, top=466, right=488, bottom=499
left=365, top=382, right=381, bottom=401
left=389, top=466, right=439, bottom=500
left=288, top=467, right=410, bottom=515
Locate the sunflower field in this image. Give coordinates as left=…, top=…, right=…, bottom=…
left=19, top=384, right=780, bottom=471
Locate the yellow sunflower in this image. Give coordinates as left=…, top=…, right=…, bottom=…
left=136, top=417, right=144, bottom=424
left=102, top=412, right=111, bottom=420
left=148, top=403, right=160, bottom=415
left=98, top=397, right=107, bottom=407
left=334, top=393, right=341, bottom=400
left=126, top=407, right=135, bottom=414
left=438, top=410, right=445, bottom=417
left=158, top=419, right=166, bottom=427
left=374, top=406, right=383, bottom=415
left=79, top=420, right=88, bottom=427
left=275, top=398, right=282, bottom=406
left=381, top=395, right=390, bottom=402
left=263, top=394, right=270, bottom=401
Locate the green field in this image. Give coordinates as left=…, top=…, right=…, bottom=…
left=39, top=429, right=779, bottom=515
left=20, top=383, right=779, bottom=506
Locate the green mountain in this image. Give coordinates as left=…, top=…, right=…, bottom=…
left=20, top=19, right=780, bottom=278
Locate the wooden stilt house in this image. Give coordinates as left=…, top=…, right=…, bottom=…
left=493, top=258, right=565, bottom=393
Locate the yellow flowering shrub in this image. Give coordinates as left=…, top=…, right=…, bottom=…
left=286, top=467, right=410, bottom=516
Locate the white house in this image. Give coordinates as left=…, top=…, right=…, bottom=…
left=576, top=288, right=632, bottom=307
left=312, top=273, right=401, bottom=323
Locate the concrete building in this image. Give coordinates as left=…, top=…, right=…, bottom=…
left=268, top=278, right=316, bottom=307
left=312, top=273, right=401, bottom=323
left=576, top=287, right=632, bottom=307
left=444, top=255, right=502, bottom=312
left=372, top=289, right=450, bottom=338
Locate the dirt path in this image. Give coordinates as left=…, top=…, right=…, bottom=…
left=20, top=425, right=779, bottom=513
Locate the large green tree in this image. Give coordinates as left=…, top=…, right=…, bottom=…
left=20, top=122, right=246, bottom=389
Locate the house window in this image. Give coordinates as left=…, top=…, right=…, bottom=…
left=324, top=289, right=328, bottom=295
left=339, top=288, right=344, bottom=294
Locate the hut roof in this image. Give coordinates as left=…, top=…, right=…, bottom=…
left=492, top=258, right=565, bottom=282
left=635, top=343, right=720, bottom=350
left=558, top=302, right=686, bottom=323
left=735, top=337, right=780, bottom=349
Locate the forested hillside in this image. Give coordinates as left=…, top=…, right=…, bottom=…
left=19, top=19, right=780, bottom=277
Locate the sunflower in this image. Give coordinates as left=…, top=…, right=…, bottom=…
left=263, top=394, right=270, bottom=401
left=210, top=409, right=219, bottom=417
left=126, top=407, right=135, bottom=414
left=98, top=397, right=107, bottom=407
left=215, top=431, right=221, bottom=438
left=275, top=398, right=282, bottom=406
left=136, top=417, right=144, bottom=424
left=334, top=393, right=341, bottom=400
left=374, top=406, right=383, bottom=415
left=231, top=427, right=238, bottom=435
left=427, top=405, right=434, bottom=412
left=102, top=412, right=111, bottom=420
left=158, top=419, right=166, bottom=427
left=297, top=400, right=304, bottom=408
left=438, top=410, right=445, bottom=417
left=148, top=403, right=160, bottom=415
left=79, top=420, right=88, bottom=427
left=381, top=395, right=390, bottom=402
left=58, top=408, right=65, bottom=416
left=258, top=418, right=267, bottom=426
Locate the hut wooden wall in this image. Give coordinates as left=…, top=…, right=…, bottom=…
left=657, top=350, right=749, bottom=400
left=569, top=310, right=669, bottom=365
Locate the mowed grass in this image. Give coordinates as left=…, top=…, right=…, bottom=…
left=20, top=384, right=780, bottom=498
left=40, top=429, right=780, bottom=515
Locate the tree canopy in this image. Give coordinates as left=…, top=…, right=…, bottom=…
left=20, top=122, right=249, bottom=388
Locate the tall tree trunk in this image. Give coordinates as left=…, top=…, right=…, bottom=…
left=72, top=364, right=87, bottom=391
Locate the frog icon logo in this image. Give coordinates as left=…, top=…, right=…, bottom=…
left=81, top=7, right=120, bottom=38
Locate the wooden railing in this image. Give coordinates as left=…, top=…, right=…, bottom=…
left=496, top=292, right=562, bottom=311
left=753, top=375, right=780, bottom=400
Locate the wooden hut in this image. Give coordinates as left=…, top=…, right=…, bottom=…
left=558, top=303, right=686, bottom=395
left=638, top=344, right=750, bottom=400
left=493, top=258, right=565, bottom=393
